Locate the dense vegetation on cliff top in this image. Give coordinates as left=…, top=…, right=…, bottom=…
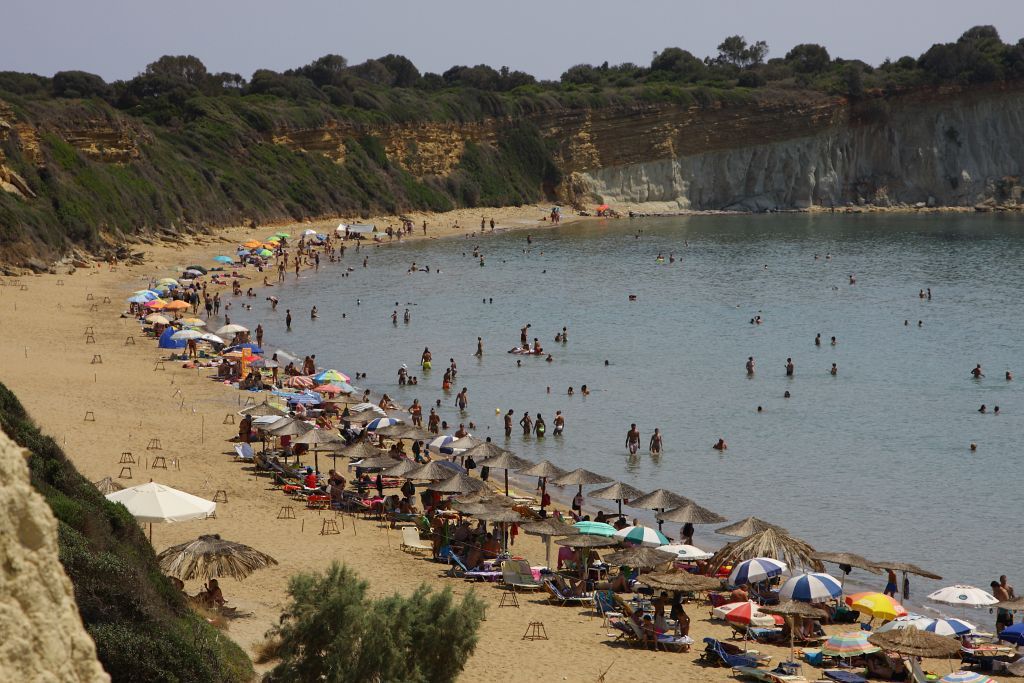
left=1, top=25, right=1022, bottom=263
left=0, top=382, right=254, bottom=683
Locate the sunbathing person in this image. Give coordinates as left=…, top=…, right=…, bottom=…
left=200, top=579, right=225, bottom=608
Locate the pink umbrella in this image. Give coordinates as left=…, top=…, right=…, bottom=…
left=284, top=375, right=314, bottom=389
left=716, top=601, right=784, bottom=626
left=313, top=384, right=343, bottom=395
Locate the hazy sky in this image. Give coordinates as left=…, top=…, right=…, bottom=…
left=4, top=1, right=1024, bottom=82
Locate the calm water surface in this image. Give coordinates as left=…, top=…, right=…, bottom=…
left=233, top=213, right=1024, bottom=608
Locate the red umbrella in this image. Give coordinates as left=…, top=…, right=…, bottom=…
left=718, top=601, right=784, bottom=626
left=284, top=375, right=314, bottom=389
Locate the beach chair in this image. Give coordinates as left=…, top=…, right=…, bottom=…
left=441, top=549, right=470, bottom=578
left=400, top=527, right=431, bottom=554
left=733, top=666, right=807, bottom=682
left=823, top=669, right=867, bottom=683
left=593, top=590, right=623, bottom=626
left=233, top=443, right=254, bottom=461
left=904, top=659, right=933, bottom=683
left=501, top=560, right=543, bottom=591
left=542, top=578, right=592, bottom=607
left=701, top=638, right=767, bottom=668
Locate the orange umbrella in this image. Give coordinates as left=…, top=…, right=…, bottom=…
left=145, top=300, right=167, bottom=309
left=164, top=300, right=189, bottom=310
left=243, top=240, right=262, bottom=249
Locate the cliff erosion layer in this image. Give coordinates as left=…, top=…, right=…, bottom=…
left=0, top=428, right=109, bottom=682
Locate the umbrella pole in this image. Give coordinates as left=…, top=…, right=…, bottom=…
left=504, top=469, right=509, bottom=497
left=617, top=499, right=622, bottom=516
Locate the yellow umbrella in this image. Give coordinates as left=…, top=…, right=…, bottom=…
left=846, top=592, right=908, bottom=620
left=164, top=300, right=189, bottom=311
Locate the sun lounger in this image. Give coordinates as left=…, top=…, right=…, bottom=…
left=543, top=578, right=593, bottom=607
left=501, top=560, right=543, bottom=591
left=612, top=617, right=692, bottom=651
left=400, top=526, right=431, bottom=553
left=234, top=443, right=254, bottom=461
left=823, top=669, right=867, bottom=683
left=904, top=659, right=933, bottom=683
left=733, top=666, right=807, bottom=682
left=593, top=590, right=623, bottom=625
left=701, top=638, right=770, bottom=668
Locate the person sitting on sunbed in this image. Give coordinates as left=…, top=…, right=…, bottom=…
left=730, top=585, right=749, bottom=602
left=199, top=579, right=225, bottom=608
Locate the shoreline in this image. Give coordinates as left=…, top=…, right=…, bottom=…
left=0, top=206, right=1002, bottom=681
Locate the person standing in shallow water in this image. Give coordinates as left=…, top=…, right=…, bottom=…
left=625, top=424, right=640, bottom=455
left=504, top=409, right=514, bottom=437
left=520, top=411, right=533, bottom=436
left=649, top=428, right=663, bottom=454
left=785, top=357, right=794, bottom=376
left=285, top=309, right=292, bottom=331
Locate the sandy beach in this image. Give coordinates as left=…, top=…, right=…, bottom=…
left=0, top=205, right=997, bottom=682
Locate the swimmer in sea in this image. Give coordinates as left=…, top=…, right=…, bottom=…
left=392, top=310, right=398, bottom=325
left=520, top=412, right=533, bottom=436
left=545, top=354, right=553, bottom=362
left=786, top=358, right=795, bottom=376
left=979, top=404, right=987, bottom=413
left=815, top=333, right=821, bottom=346
left=1007, top=371, right=1014, bottom=381
left=534, top=413, right=546, bottom=437
left=475, top=337, right=483, bottom=357
left=649, top=428, right=663, bottom=455
left=581, top=385, right=589, bottom=396
left=971, top=364, right=984, bottom=378
left=311, top=306, right=318, bottom=319
left=421, top=347, right=432, bottom=370
left=625, top=424, right=640, bottom=455
left=504, top=409, right=514, bottom=437
left=568, top=386, right=574, bottom=396
left=713, top=438, right=728, bottom=451
left=553, top=411, right=564, bottom=435
left=830, top=363, right=837, bottom=375
left=746, top=356, right=755, bottom=375
left=831, top=336, right=837, bottom=346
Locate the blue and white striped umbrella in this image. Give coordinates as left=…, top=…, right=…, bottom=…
left=729, top=557, right=787, bottom=585
left=426, top=435, right=456, bottom=454
left=287, top=391, right=322, bottom=405
left=779, top=572, right=843, bottom=602
left=613, top=525, right=669, bottom=548
left=365, top=417, right=401, bottom=431
left=925, top=618, right=976, bottom=636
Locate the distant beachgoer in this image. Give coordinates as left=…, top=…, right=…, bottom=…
left=553, top=411, right=564, bottom=435
left=884, top=569, right=898, bottom=597
left=649, top=428, right=663, bottom=454
left=581, top=385, right=589, bottom=396
left=625, top=424, right=640, bottom=455
left=680, top=523, right=694, bottom=545
left=1007, top=371, right=1013, bottom=381
left=255, top=324, right=263, bottom=348
left=713, top=438, right=727, bottom=451
left=815, top=334, right=821, bottom=346
left=455, top=388, right=468, bottom=411
left=994, top=406, right=1000, bottom=415
left=979, top=404, right=987, bottom=413
left=311, top=306, right=318, bottom=319
left=971, top=364, right=984, bottom=379
left=830, top=336, right=836, bottom=346
left=421, top=347, right=432, bottom=370
left=403, top=308, right=410, bottom=324
left=568, top=387, right=574, bottom=396
left=831, top=363, right=838, bottom=375
left=534, top=414, right=546, bottom=437
left=757, top=406, right=763, bottom=412
left=786, top=357, right=794, bottom=376
left=504, top=409, right=514, bottom=437
left=475, top=337, right=483, bottom=357
left=520, top=412, right=533, bottom=436
left=410, top=399, right=422, bottom=426
left=746, top=356, right=755, bottom=375
left=428, top=409, right=440, bottom=434
left=285, top=309, right=292, bottom=331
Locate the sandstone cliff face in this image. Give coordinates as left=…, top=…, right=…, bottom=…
left=567, top=87, right=1024, bottom=210
left=0, top=429, right=109, bottom=683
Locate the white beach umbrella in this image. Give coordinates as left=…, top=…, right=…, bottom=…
left=657, top=544, right=714, bottom=561
left=106, top=481, right=215, bottom=541
left=145, top=313, right=171, bottom=324
left=928, top=585, right=998, bottom=608
left=170, top=329, right=203, bottom=341
left=216, top=324, right=249, bottom=336
left=199, top=333, right=225, bottom=344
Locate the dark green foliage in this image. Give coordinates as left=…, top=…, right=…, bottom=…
left=786, top=44, right=832, bottom=74
left=264, top=562, right=484, bottom=683
left=52, top=71, right=110, bottom=99
left=0, top=382, right=253, bottom=683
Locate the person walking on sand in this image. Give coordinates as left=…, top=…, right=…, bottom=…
left=626, top=424, right=640, bottom=455
left=883, top=569, right=898, bottom=597
left=520, top=412, right=533, bottom=436
left=504, top=409, right=514, bottom=437
left=455, top=387, right=468, bottom=411
left=410, top=399, right=422, bottom=427
left=285, top=309, right=292, bottom=331
left=649, top=428, right=663, bottom=454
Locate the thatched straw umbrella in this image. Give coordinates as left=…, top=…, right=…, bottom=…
left=406, top=460, right=463, bottom=481
left=452, top=490, right=517, bottom=507
left=590, top=481, right=646, bottom=516
left=657, top=501, right=727, bottom=525
left=604, top=546, right=677, bottom=569
left=555, top=534, right=619, bottom=548
left=350, top=456, right=403, bottom=470
left=428, top=473, right=487, bottom=494
left=239, top=401, right=287, bottom=417
left=762, top=601, right=830, bottom=660
left=871, top=561, right=943, bottom=599
left=522, top=518, right=579, bottom=566
left=374, top=423, right=431, bottom=442
left=342, top=440, right=385, bottom=461
left=292, top=428, right=345, bottom=473
left=639, top=572, right=723, bottom=593
left=626, top=489, right=690, bottom=530
left=813, top=551, right=882, bottom=591
left=716, top=516, right=787, bottom=537
left=517, top=460, right=566, bottom=515
left=868, top=627, right=962, bottom=658
left=472, top=506, right=525, bottom=553
left=157, top=534, right=278, bottom=581
left=710, top=527, right=824, bottom=574
left=94, top=476, right=125, bottom=495
left=448, top=435, right=487, bottom=451
left=474, top=449, right=534, bottom=496
left=551, top=468, right=613, bottom=511
left=383, top=459, right=421, bottom=478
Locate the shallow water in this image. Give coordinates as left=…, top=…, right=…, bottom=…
left=235, top=212, right=1024, bottom=609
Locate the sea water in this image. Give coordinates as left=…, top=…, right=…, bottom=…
left=235, top=212, right=1024, bottom=608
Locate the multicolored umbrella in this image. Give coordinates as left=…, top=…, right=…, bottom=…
left=572, top=521, right=616, bottom=537
left=846, top=592, right=908, bottom=620
left=313, top=384, right=344, bottom=395
left=314, top=369, right=351, bottom=383
left=939, top=672, right=994, bottom=683
left=613, top=525, right=669, bottom=548
left=178, top=317, right=206, bottom=327
left=145, top=299, right=167, bottom=309
left=779, top=572, right=844, bottom=603
left=729, top=557, right=787, bottom=585
left=170, top=329, right=202, bottom=341
left=164, top=300, right=189, bottom=311
left=821, top=631, right=880, bottom=657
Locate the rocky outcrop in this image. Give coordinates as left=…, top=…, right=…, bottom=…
left=0, top=429, right=109, bottom=682
left=565, top=86, right=1024, bottom=210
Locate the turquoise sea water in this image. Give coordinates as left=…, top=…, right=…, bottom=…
left=234, top=212, right=1023, bottom=607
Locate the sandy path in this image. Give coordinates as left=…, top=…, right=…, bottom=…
left=0, top=206, right=972, bottom=682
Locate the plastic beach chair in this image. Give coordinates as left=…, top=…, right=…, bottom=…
left=732, top=666, right=807, bottom=682
left=823, top=669, right=867, bottom=683
left=702, top=638, right=760, bottom=668
left=542, top=578, right=592, bottom=607
left=400, top=527, right=431, bottom=553
left=234, top=443, right=254, bottom=461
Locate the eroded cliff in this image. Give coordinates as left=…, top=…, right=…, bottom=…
left=0, top=428, right=109, bottom=682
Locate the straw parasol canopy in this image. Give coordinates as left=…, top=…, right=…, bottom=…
left=94, top=476, right=125, bottom=495
left=551, top=468, right=613, bottom=487
left=717, top=516, right=788, bottom=537
left=871, top=561, right=943, bottom=580
left=384, top=459, right=421, bottom=478
left=428, top=473, right=488, bottom=494
left=521, top=518, right=580, bottom=537
left=555, top=534, right=620, bottom=548
left=627, top=488, right=689, bottom=511
left=517, top=460, right=566, bottom=478
left=292, top=429, right=344, bottom=448
left=342, top=441, right=384, bottom=460
left=711, top=527, right=824, bottom=573
left=375, top=423, right=431, bottom=441
left=452, top=490, right=517, bottom=507
left=448, top=435, right=486, bottom=451
left=762, top=601, right=830, bottom=620
left=604, top=546, right=677, bottom=569
left=407, top=460, right=463, bottom=481
left=997, top=597, right=1024, bottom=610
left=472, top=508, right=525, bottom=523
left=156, top=534, right=278, bottom=581
left=453, top=502, right=500, bottom=516
left=657, top=501, right=727, bottom=525
left=350, top=456, right=403, bottom=470
left=867, top=627, right=962, bottom=658
left=814, top=552, right=882, bottom=574
left=640, top=572, right=724, bottom=592
left=239, top=401, right=287, bottom=417
left=266, top=418, right=313, bottom=437
left=474, top=449, right=533, bottom=471
left=591, top=481, right=646, bottom=502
